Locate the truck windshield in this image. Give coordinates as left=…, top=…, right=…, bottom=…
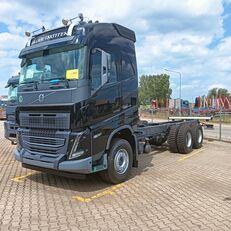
left=8, top=86, right=17, bottom=102
left=20, top=46, right=86, bottom=84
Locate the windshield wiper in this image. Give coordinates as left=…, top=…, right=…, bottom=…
left=47, top=77, right=65, bottom=82
left=21, top=80, right=39, bottom=84
left=48, top=76, right=70, bottom=88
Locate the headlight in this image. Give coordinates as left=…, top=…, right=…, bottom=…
left=69, top=132, right=85, bottom=159
left=70, top=150, right=85, bottom=159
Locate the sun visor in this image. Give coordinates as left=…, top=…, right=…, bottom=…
left=113, top=23, right=136, bottom=42
left=18, top=36, right=77, bottom=58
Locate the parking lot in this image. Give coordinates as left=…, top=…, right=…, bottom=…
left=0, top=122, right=231, bottom=231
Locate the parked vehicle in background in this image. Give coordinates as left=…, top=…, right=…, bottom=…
left=168, top=99, right=190, bottom=116
left=4, top=76, right=19, bottom=144
left=0, top=97, right=8, bottom=120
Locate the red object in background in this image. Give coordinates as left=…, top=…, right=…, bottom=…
left=151, top=100, right=158, bottom=109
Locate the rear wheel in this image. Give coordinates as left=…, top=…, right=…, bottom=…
left=167, top=125, right=180, bottom=153
left=177, top=125, right=193, bottom=154
left=100, top=138, right=133, bottom=184
left=191, top=124, right=203, bottom=149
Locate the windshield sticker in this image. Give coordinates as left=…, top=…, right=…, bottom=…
left=66, top=69, right=79, bottom=80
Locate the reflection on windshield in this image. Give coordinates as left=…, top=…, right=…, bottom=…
left=20, top=46, right=86, bottom=84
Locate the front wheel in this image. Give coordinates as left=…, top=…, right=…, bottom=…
left=100, top=138, right=133, bottom=184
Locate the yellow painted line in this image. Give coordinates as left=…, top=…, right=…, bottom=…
left=11, top=172, right=36, bottom=183
left=178, top=148, right=204, bottom=162
left=72, top=183, right=125, bottom=203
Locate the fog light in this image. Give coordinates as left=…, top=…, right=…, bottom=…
left=70, top=150, right=85, bottom=159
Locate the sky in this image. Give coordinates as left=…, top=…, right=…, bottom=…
left=0, top=0, right=231, bottom=101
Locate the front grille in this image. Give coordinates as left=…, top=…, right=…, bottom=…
left=19, top=112, right=70, bottom=129
left=21, top=129, right=64, bottom=138
left=7, top=114, right=15, bottom=122
left=27, top=146, right=58, bottom=155
left=20, top=128, right=69, bottom=157
left=22, top=135, right=65, bottom=148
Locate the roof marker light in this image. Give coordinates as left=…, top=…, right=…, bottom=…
left=25, top=26, right=46, bottom=37
left=62, top=13, right=84, bottom=26
left=25, top=31, right=31, bottom=37
left=62, top=18, right=69, bottom=26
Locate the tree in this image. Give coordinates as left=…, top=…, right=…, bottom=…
left=208, top=88, right=230, bottom=98
left=139, top=74, right=172, bottom=107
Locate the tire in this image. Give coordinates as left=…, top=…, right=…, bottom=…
left=177, top=125, right=193, bottom=154
left=191, top=124, right=203, bottom=149
left=100, top=138, right=133, bottom=184
left=167, top=125, right=180, bottom=153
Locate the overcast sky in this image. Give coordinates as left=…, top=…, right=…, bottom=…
left=0, top=0, right=231, bottom=100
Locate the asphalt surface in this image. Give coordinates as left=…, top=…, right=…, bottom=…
left=203, top=123, right=231, bottom=141
left=0, top=121, right=231, bottom=230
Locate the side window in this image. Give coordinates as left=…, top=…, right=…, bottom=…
left=90, top=50, right=102, bottom=91
left=108, top=55, right=117, bottom=83
left=121, top=57, right=135, bottom=79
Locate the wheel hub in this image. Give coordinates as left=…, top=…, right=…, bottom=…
left=186, top=132, right=192, bottom=148
left=198, top=129, right=202, bottom=143
left=114, top=149, right=129, bottom=174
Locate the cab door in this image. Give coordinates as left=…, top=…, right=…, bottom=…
left=87, top=48, right=120, bottom=156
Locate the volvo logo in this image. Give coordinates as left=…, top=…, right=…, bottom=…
left=38, top=94, right=45, bottom=102
left=19, top=95, right=23, bottom=103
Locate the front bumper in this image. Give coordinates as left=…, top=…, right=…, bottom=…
left=15, top=148, right=93, bottom=174
left=15, top=127, right=95, bottom=174
left=15, top=127, right=107, bottom=175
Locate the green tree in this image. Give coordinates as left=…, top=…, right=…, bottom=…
left=139, top=74, right=172, bottom=107
left=208, top=88, right=230, bottom=98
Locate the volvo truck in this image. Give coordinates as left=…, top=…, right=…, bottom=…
left=15, top=15, right=203, bottom=183
left=4, top=75, right=19, bottom=144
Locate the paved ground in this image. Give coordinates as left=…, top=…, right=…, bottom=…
left=0, top=122, right=231, bottom=230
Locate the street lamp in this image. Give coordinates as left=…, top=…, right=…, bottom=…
left=163, top=68, right=182, bottom=116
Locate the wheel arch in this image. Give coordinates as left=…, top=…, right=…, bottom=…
left=106, top=125, right=138, bottom=167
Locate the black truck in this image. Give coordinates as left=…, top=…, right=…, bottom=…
left=15, top=15, right=203, bottom=183
left=4, top=75, right=19, bottom=144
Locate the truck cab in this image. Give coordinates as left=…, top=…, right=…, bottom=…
left=15, top=17, right=139, bottom=183
left=4, top=75, right=19, bottom=143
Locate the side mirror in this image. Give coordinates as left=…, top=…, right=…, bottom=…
left=107, top=55, right=111, bottom=71
left=90, top=49, right=111, bottom=95
left=101, top=51, right=110, bottom=85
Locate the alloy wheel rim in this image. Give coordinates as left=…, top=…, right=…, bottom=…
left=186, top=132, right=192, bottom=148
left=198, top=129, right=202, bottom=143
left=114, top=149, right=129, bottom=174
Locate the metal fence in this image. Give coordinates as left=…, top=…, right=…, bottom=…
left=139, top=108, right=231, bottom=142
